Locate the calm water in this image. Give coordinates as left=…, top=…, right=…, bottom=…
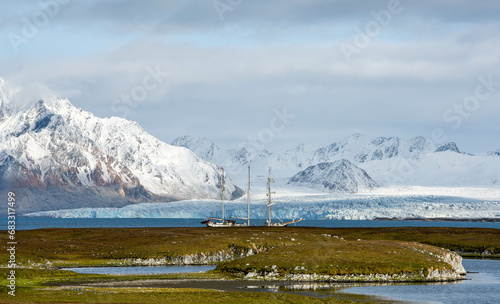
left=342, top=259, right=500, bottom=304
left=62, top=265, right=216, bottom=275
left=5, top=217, right=500, bottom=230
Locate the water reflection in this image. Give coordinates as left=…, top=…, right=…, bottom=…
left=244, top=280, right=463, bottom=291
left=342, top=259, right=500, bottom=304
left=62, top=265, right=216, bottom=275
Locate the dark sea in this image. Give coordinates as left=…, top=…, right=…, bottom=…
left=4, top=217, right=499, bottom=230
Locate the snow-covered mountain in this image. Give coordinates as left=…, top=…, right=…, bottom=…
left=490, top=149, right=500, bottom=157
left=172, top=135, right=271, bottom=166
left=173, top=134, right=434, bottom=179
left=435, top=142, right=461, bottom=153
left=311, top=134, right=429, bottom=163
left=245, top=134, right=434, bottom=179
left=288, top=160, right=379, bottom=193
left=172, top=134, right=500, bottom=188
left=0, top=82, right=242, bottom=214
left=172, top=135, right=231, bottom=165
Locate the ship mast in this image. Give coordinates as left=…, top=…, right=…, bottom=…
left=266, top=167, right=276, bottom=225
left=220, top=166, right=225, bottom=222
left=247, top=165, right=251, bottom=226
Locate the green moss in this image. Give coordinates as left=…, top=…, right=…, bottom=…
left=0, top=286, right=362, bottom=304
left=217, top=240, right=450, bottom=278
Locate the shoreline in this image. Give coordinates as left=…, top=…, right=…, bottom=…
left=55, top=269, right=467, bottom=284
left=373, top=217, right=500, bottom=222
left=78, top=276, right=466, bottom=288
left=63, top=277, right=466, bottom=302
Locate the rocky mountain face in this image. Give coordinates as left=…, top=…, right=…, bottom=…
left=172, top=134, right=500, bottom=188
left=490, top=149, right=500, bottom=157
left=172, top=135, right=229, bottom=165
left=172, top=134, right=435, bottom=172
left=172, top=135, right=271, bottom=166
left=0, top=85, right=242, bottom=214
left=288, top=160, right=379, bottom=193
left=173, top=134, right=427, bottom=166
left=435, top=142, right=461, bottom=153
left=311, top=134, right=423, bottom=163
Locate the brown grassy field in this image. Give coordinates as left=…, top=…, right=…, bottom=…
left=2, top=227, right=498, bottom=267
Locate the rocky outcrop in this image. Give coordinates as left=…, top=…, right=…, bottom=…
left=244, top=270, right=464, bottom=282
left=108, top=244, right=270, bottom=266
left=241, top=246, right=467, bottom=282
left=242, top=251, right=466, bottom=282
left=439, top=251, right=466, bottom=275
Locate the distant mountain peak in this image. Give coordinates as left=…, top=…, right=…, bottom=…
left=172, top=135, right=225, bottom=164
left=294, top=142, right=322, bottom=152
left=172, top=135, right=271, bottom=166
left=288, top=159, right=379, bottom=194
left=489, top=149, right=500, bottom=157
left=164, top=133, right=498, bottom=188
left=349, top=133, right=365, bottom=139
left=435, top=142, right=461, bottom=153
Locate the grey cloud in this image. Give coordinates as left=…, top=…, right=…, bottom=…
left=1, top=0, right=499, bottom=153
left=4, top=0, right=500, bottom=33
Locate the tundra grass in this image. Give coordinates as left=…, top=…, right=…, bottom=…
left=0, top=270, right=365, bottom=304
left=335, top=227, right=500, bottom=258
left=2, top=227, right=497, bottom=268
left=0, top=287, right=364, bottom=304
left=217, top=240, right=451, bottom=277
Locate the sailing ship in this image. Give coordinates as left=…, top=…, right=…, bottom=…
left=264, top=167, right=303, bottom=227
left=201, top=166, right=249, bottom=227
left=202, top=166, right=303, bottom=227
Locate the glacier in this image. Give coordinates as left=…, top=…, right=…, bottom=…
left=26, top=186, right=500, bottom=220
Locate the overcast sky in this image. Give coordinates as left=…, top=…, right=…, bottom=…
left=1, top=0, right=499, bottom=153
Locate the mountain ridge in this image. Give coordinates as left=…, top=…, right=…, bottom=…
left=0, top=88, right=243, bottom=214
left=288, top=159, right=379, bottom=193
left=171, top=134, right=500, bottom=188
